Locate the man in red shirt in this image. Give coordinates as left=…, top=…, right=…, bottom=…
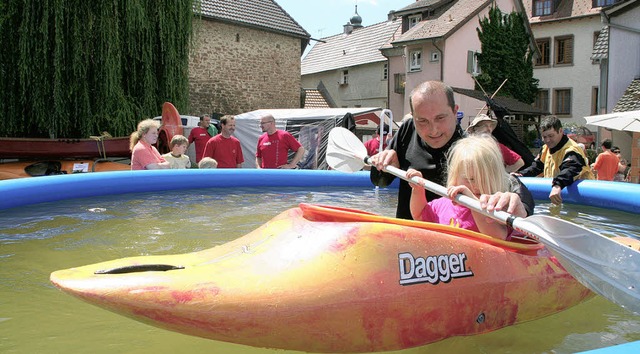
left=255, top=113, right=305, bottom=169
left=364, top=124, right=391, bottom=156
left=203, top=115, right=244, bottom=168
left=591, top=139, right=620, bottom=181
left=188, top=115, right=217, bottom=163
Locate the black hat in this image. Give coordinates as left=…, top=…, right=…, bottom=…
left=379, top=124, right=390, bottom=135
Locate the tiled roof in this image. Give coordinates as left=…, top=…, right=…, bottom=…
left=303, top=89, right=332, bottom=108
left=394, top=0, right=454, bottom=15
left=453, top=87, right=549, bottom=115
left=301, top=19, right=400, bottom=75
left=613, top=78, right=640, bottom=112
left=386, top=0, right=490, bottom=46
left=591, top=25, right=609, bottom=60
left=197, top=0, right=310, bottom=39
left=523, top=0, right=602, bottom=23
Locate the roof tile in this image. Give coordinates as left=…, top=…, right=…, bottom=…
left=613, top=78, right=640, bottom=112
left=523, top=0, right=605, bottom=23
left=591, top=25, right=609, bottom=60
left=303, top=89, right=332, bottom=108
left=302, top=19, right=400, bottom=75
left=197, top=0, right=309, bottom=38
left=390, top=0, right=489, bottom=44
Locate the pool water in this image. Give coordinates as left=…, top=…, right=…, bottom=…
left=1, top=187, right=639, bottom=354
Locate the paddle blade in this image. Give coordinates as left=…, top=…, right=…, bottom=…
left=515, top=215, right=640, bottom=315
left=327, top=128, right=369, bottom=173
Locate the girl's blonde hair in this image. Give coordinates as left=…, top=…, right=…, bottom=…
left=129, top=119, right=160, bottom=151
left=446, top=135, right=512, bottom=195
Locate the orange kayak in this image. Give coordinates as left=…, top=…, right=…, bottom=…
left=0, top=159, right=130, bottom=180
left=50, top=204, right=593, bottom=353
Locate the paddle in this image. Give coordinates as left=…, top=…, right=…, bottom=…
left=327, top=126, right=640, bottom=315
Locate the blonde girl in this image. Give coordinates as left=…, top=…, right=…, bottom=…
left=408, top=135, right=516, bottom=240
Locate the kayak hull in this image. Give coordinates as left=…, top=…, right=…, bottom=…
left=0, top=136, right=130, bottom=159
left=0, top=160, right=130, bottom=180
left=50, top=204, right=592, bottom=353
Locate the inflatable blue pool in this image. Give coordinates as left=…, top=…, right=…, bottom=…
left=0, top=170, right=637, bottom=214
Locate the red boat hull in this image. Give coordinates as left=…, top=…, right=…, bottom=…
left=0, top=136, right=131, bottom=159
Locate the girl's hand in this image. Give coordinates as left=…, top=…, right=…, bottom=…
left=406, top=169, right=425, bottom=190
left=406, top=168, right=422, bottom=179
left=447, top=185, right=473, bottom=201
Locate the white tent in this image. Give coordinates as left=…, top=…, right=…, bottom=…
left=585, top=110, right=640, bottom=133
left=234, top=108, right=381, bottom=169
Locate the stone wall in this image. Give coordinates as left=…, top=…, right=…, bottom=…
left=188, top=19, right=302, bottom=116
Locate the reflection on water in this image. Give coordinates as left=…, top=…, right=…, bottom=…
left=0, top=187, right=639, bottom=354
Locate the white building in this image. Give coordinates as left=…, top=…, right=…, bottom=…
left=525, top=0, right=625, bottom=126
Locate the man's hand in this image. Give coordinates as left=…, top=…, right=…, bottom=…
left=549, top=185, right=563, bottom=205
left=368, top=149, right=400, bottom=171
left=479, top=192, right=527, bottom=218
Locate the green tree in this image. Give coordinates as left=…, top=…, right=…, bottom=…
left=476, top=6, right=538, bottom=104
left=0, top=0, right=195, bottom=138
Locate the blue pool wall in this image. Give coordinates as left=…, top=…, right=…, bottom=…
left=0, top=170, right=637, bottom=214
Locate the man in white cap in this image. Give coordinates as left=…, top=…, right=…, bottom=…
left=467, top=114, right=524, bottom=173
left=364, top=124, right=391, bottom=156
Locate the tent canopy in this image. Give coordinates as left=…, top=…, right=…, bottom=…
left=584, top=110, right=640, bottom=133
left=234, top=108, right=381, bottom=169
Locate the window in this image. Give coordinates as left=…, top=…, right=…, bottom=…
left=535, top=38, right=550, bottom=66
left=394, top=73, right=405, bottom=94
left=534, top=89, right=549, bottom=113
left=533, top=0, right=553, bottom=16
left=593, top=0, right=620, bottom=7
left=408, top=15, right=422, bottom=29
left=382, top=63, right=388, bottom=80
left=555, top=36, right=573, bottom=65
left=409, top=50, right=422, bottom=72
left=593, top=31, right=600, bottom=48
left=340, top=70, right=349, bottom=85
left=466, top=51, right=480, bottom=75
left=554, top=89, right=572, bottom=115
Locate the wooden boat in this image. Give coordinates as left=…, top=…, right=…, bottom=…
left=0, top=159, right=130, bottom=180
left=50, top=203, right=593, bottom=353
left=0, top=134, right=130, bottom=159
left=0, top=102, right=184, bottom=159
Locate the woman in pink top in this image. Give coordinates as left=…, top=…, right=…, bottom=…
left=407, top=135, right=520, bottom=240
left=129, top=119, right=170, bottom=170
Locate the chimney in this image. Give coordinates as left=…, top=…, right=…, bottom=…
left=343, top=23, right=353, bottom=34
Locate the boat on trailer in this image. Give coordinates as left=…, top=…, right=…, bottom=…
left=0, top=134, right=130, bottom=159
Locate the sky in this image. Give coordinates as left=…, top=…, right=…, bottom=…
left=275, top=0, right=405, bottom=55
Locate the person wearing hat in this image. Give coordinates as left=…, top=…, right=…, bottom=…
left=364, top=124, right=391, bottom=157
left=466, top=114, right=524, bottom=173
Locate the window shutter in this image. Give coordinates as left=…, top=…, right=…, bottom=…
left=467, top=51, right=474, bottom=73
